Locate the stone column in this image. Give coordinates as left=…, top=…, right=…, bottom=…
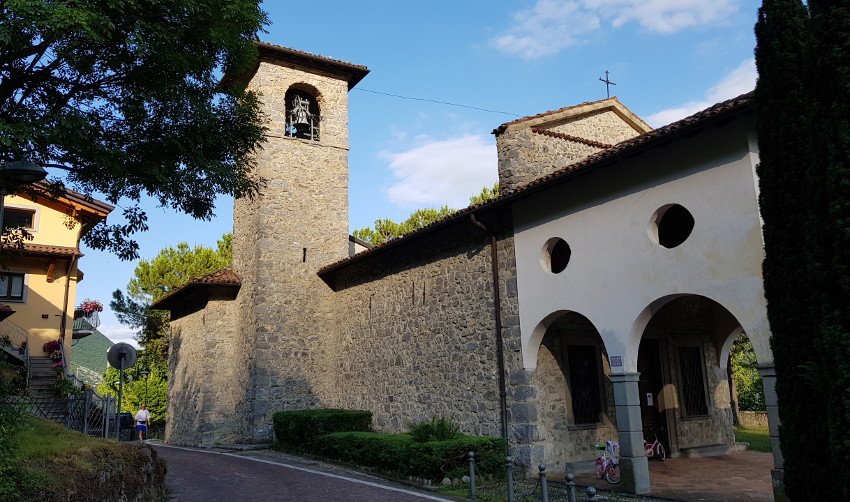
left=758, top=366, right=788, bottom=502
left=508, top=368, right=544, bottom=472
left=610, top=372, right=650, bottom=494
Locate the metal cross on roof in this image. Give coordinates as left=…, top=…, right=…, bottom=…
left=599, top=70, right=616, bottom=98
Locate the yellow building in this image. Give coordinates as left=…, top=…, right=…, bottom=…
left=0, top=183, right=112, bottom=377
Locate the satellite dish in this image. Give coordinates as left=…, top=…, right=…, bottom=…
left=107, top=343, right=137, bottom=369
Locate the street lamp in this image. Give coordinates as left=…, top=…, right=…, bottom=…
left=139, top=370, right=150, bottom=404
left=0, top=160, right=47, bottom=235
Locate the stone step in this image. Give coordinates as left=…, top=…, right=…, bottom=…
left=679, top=444, right=731, bottom=458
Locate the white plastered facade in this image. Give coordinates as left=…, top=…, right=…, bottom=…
left=513, top=115, right=771, bottom=374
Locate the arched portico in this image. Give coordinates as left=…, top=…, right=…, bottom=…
left=521, top=294, right=777, bottom=494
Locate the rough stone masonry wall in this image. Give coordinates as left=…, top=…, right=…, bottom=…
left=533, top=336, right=618, bottom=473
left=547, top=109, right=642, bottom=145
left=497, top=109, right=644, bottom=191
left=232, top=60, right=353, bottom=442
left=322, top=223, right=528, bottom=444
left=497, top=129, right=602, bottom=191
left=166, top=296, right=248, bottom=446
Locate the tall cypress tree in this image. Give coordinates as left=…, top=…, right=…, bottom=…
left=757, top=1, right=850, bottom=498
left=754, top=0, right=824, bottom=498
left=807, top=3, right=850, bottom=499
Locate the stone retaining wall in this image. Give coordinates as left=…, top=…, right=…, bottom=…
left=738, top=411, right=768, bottom=428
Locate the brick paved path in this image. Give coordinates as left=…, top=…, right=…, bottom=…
left=571, top=450, right=774, bottom=502
left=153, top=442, right=467, bottom=502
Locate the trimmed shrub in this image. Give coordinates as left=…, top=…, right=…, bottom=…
left=313, top=431, right=507, bottom=481
left=314, top=432, right=413, bottom=474
left=409, top=436, right=507, bottom=479
left=272, top=409, right=372, bottom=450
left=407, top=416, right=461, bottom=442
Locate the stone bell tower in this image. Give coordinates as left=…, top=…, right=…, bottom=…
left=232, top=43, right=369, bottom=442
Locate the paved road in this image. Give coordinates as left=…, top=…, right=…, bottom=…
left=152, top=442, right=466, bottom=502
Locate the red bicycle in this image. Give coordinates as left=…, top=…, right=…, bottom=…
left=644, top=427, right=666, bottom=461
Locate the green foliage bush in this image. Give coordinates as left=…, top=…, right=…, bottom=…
left=0, top=363, right=34, bottom=499
left=314, top=431, right=507, bottom=480
left=730, top=333, right=766, bottom=411
left=8, top=418, right=167, bottom=501
left=408, top=436, right=507, bottom=479
left=52, top=379, right=82, bottom=397
left=407, top=416, right=461, bottom=442
left=313, top=432, right=412, bottom=473
left=272, top=408, right=372, bottom=451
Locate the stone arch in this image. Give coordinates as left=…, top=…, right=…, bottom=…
left=524, top=309, right=617, bottom=369
left=530, top=310, right=618, bottom=472
left=625, top=293, right=759, bottom=372
left=284, top=83, right=323, bottom=141
left=632, top=294, right=749, bottom=457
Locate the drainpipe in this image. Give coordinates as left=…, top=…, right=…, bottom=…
left=59, top=255, right=79, bottom=371
left=470, top=214, right=508, bottom=440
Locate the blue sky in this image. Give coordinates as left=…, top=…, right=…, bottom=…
left=74, top=0, right=762, bottom=347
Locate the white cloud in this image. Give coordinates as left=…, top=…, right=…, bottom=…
left=492, top=0, right=739, bottom=59
left=491, top=0, right=600, bottom=59
left=382, top=135, right=498, bottom=210
left=97, top=323, right=141, bottom=349
left=645, top=58, right=756, bottom=127
left=587, top=0, right=738, bottom=34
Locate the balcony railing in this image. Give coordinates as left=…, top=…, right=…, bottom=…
left=73, top=310, right=100, bottom=337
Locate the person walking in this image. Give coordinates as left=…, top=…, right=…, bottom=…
left=134, top=403, right=151, bottom=442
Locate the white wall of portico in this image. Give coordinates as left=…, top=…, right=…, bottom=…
left=513, top=115, right=772, bottom=373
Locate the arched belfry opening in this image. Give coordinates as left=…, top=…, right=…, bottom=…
left=285, top=87, right=321, bottom=141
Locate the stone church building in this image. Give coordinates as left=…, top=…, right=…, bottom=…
left=153, top=43, right=781, bottom=494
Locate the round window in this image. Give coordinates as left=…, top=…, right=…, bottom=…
left=541, top=237, right=571, bottom=274
left=651, top=204, right=695, bottom=249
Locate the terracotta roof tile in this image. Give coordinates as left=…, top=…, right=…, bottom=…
left=318, top=91, right=754, bottom=276
left=22, top=243, right=83, bottom=257
left=253, top=42, right=370, bottom=89
left=530, top=128, right=614, bottom=149
left=500, top=97, right=620, bottom=127
left=255, top=42, right=368, bottom=71
left=189, top=267, right=241, bottom=285
left=151, top=267, right=240, bottom=310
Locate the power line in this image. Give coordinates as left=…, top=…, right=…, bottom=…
left=355, top=88, right=522, bottom=117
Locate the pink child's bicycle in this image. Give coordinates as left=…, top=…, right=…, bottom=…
left=594, top=440, right=621, bottom=484
left=644, top=427, right=666, bottom=461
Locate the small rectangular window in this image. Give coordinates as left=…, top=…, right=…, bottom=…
left=0, top=272, right=25, bottom=301
left=566, top=344, right=603, bottom=425
left=678, top=345, right=709, bottom=416
left=4, top=208, right=35, bottom=230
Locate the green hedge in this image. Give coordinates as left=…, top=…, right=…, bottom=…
left=314, top=431, right=507, bottom=480
left=313, top=432, right=412, bottom=473
left=408, top=436, right=507, bottom=479
left=272, top=409, right=372, bottom=450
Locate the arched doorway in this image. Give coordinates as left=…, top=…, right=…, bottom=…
left=636, top=294, right=742, bottom=458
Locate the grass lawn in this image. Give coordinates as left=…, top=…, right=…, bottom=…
left=4, top=417, right=167, bottom=501
left=734, top=425, right=772, bottom=452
